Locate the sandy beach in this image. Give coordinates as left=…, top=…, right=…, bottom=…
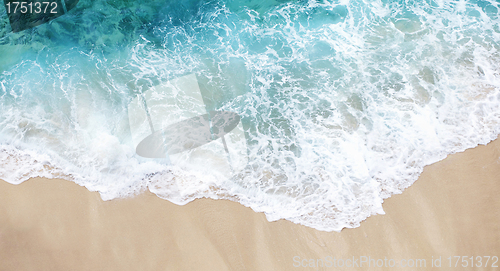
left=1, top=137, right=499, bottom=271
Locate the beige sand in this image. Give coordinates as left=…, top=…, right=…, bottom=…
left=1, top=138, right=500, bottom=271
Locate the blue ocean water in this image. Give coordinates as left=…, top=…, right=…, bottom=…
left=1, top=0, right=499, bottom=231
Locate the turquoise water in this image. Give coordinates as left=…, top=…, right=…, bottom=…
left=1, top=0, right=499, bottom=231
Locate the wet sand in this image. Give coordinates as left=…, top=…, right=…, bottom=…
left=1, top=137, right=499, bottom=270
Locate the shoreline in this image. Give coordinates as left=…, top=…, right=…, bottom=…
left=1, top=137, right=500, bottom=270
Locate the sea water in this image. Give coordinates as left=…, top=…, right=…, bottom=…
left=0, top=0, right=499, bottom=231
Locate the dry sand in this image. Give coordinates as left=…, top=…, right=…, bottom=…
left=1, top=137, right=499, bottom=270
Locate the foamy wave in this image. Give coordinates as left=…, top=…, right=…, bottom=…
left=1, top=0, right=499, bottom=231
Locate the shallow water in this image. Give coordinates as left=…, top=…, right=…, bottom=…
left=1, top=0, right=499, bottom=231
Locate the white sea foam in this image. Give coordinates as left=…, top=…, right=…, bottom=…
left=0, top=0, right=499, bottom=231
